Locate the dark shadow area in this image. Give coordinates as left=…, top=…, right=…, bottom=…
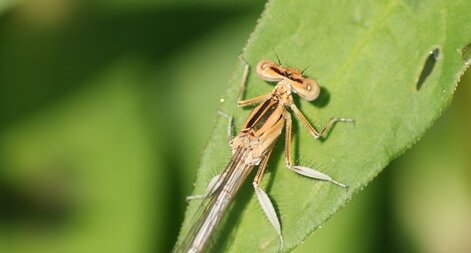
left=161, top=144, right=188, bottom=252
left=461, top=42, right=471, bottom=62
left=461, top=43, right=471, bottom=64
left=372, top=161, right=419, bottom=253
left=0, top=165, right=76, bottom=230
left=416, top=48, right=439, bottom=91
left=311, top=86, right=330, bottom=108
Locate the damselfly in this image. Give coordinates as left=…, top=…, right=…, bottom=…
left=173, top=58, right=352, bottom=253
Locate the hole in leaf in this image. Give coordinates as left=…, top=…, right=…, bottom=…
left=416, top=48, right=439, bottom=91
left=462, top=42, right=471, bottom=64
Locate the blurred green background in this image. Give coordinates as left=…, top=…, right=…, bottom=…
left=0, top=1, right=469, bottom=253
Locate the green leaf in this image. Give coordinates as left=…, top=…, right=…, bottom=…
left=178, top=0, right=471, bottom=252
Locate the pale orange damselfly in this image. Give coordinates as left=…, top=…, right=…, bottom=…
left=173, top=58, right=352, bottom=253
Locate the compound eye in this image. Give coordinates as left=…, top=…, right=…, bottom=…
left=296, top=79, right=320, bottom=101
left=256, top=60, right=284, bottom=82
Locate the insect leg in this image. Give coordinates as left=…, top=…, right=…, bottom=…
left=237, top=56, right=250, bottom=103
left=289, top=104, right=353, bottom=139
left=238, top=93, right=272, bottom=107
left=253, top=149, right=284, bottom=250
left=217, top=110, right=234, bottom=142
left=186, top=174, right=222, bottom=201
left=187, top=109, right=237, bottom=201
left=284, top=112, right=347, bottom=188
left=237, top=56, right=272, bottom=107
